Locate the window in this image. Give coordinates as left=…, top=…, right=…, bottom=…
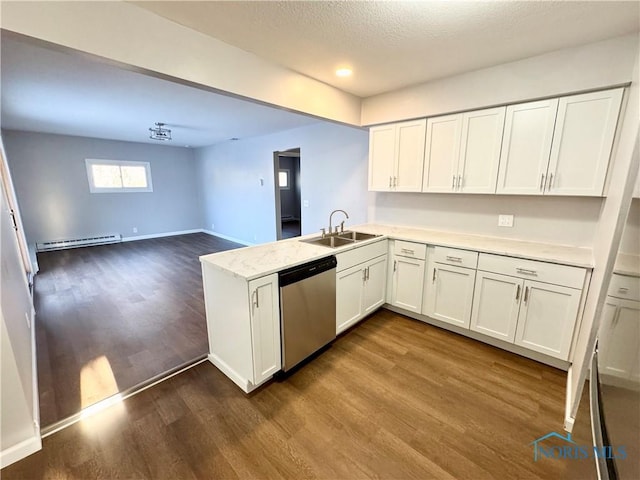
left=85, top=159, right=153, bottom=193
left=279, top=169, right=290, bottom=189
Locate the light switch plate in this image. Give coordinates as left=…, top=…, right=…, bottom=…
left=498, top=214, right=514, bottom=227
left=303, top=200, right=309, bottom=208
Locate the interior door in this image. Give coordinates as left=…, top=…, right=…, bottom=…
left=0, top=138, right=31, bottom=277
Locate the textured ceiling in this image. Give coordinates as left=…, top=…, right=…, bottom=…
left=0, top=35, right=320, bottom=147
left=133, top=1, right=640, bottom=97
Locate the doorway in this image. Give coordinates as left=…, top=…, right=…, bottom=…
left=274, top=149, right=302, bottom=240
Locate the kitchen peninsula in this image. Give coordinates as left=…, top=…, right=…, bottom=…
left=201, top=223, right=594, bottom=393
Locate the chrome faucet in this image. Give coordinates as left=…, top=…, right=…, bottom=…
left=328, top=209, right=349, bottom=235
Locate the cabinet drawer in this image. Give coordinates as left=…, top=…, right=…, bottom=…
left=336, top=240, right=387, bottom=272
left=609, top=274, right=640, bottom=301
left=477, top=253, right=586, bottom=289
left=433, top=246, right=478, bottom=269
left=393, top=240, right=427, bottom=260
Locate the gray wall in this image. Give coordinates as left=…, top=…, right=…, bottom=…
left=3, top=130, right=201, bottom=244
left=195, top=122, right=369, bottom=244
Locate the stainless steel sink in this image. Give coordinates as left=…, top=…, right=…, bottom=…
left=337, top=231, right=380, bottom=241
left=301, top=231, right=381, bottom=248
left=302, top=236, right=355, bottom=248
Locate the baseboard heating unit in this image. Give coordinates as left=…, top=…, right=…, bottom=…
left=36, top=234, right=122, bottom=252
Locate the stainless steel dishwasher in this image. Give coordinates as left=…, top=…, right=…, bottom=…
left=279, top=256, right=337, bottom=372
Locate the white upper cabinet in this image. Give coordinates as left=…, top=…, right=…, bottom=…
left=496, top=99, right=559, bottom=195
left=458, top=107, right=506, bottom=193
left=548, top=89, right=623, bottom=196
left=423, top=107, right=505, bottom=193
left=369, top=120, right=426, bottom=192
left=369, top=124, right=396, bottom=191
left=423, top=114, right=462, bottom=192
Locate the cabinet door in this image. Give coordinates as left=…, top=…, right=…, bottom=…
left=599, top=298, right=640, bottom=379
left=470, top=271, right=523, bottom=342
left=368, top=124, right=396, bottom=191
left=422, top=114, right=462, bottom=192
left=391, top=255, right=425, bottom=313
left=395, top=119, right=426, bottom=192
left=547, top=89, right=623, bottom=196
left=362, top=255, right=388, bottom=315
left=496, top=99, right=559, bottom=195
left=336, top=264, right=365, bottom=334
left=248, top=274, right=281, bottom=384
left=423, top=262, right=476, bottom=328
left=458, top=107, right=506, bottom=194
left=514, top=280, right=581, bottom=360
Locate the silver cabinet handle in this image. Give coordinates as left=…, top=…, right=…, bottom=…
left=389, top=176, right=392, bottom=188
left=432, top=267, right=437, bottom=283
left=540, top=173, right=545, bottom=192
left=394, top=176, right=398, bottom=187
left=457, top=175, right=462, bottom=189
left=452, top=175, right=456, bottom=189
left=252, top=289, right=259, bottom=310
left=363, top=269, right=367, bottom=282
left=524, top=286, right=529, bottom=304
left=445, top=255, right=462, bottom=262
left=516, top=267, right=537, bottom=276
left=401, top=248, right=415, bottom=255
left=618, top=287, right=629, bottom=294
left=367, top=267, right=370, bottom=281
left=547, top=173, right=554, bottom=191
left=515, top=284, right=521, bottom=301
left=393, top=260, right=397, bottom=272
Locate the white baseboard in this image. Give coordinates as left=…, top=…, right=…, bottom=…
left=208, top=354, right=252, bottom=392
left=201, top=230, right=254, bottom=247
left=0, top=433, right=42, bottom=469
left=121, top=229, right=202, bottom=242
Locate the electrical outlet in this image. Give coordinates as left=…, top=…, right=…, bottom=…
left=133, top=227, right=138, bottom=233
left=498, top=215, right=514, bottom=227
left=303, top=200, right=309, bottom=208
left=211, top=223, right=215, bottom=230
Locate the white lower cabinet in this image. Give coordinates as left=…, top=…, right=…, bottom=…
left=336, top=240, right=388, bottom=334
left=390, top=241, right=427, bottom=314
left=599, top=274, right=640, bottom=382
left=248, top=275, right=281, bottom=384
left=514, top=280, right=581, bottom=360
left=336, top=255, right=387, bottom=334
left=202, top=264, right=281, bottom=393
left=423, top=261, right=476, bottom=328
left=470, top=271, right=522, bottom=342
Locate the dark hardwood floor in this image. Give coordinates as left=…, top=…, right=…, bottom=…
left=5, top=310, right=596, bottom=479
left=34, top=233, right=243, bottom=427
left=281, top=220, right=301, bottom=239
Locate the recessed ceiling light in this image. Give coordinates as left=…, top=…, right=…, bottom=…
left=335, top=68, right=352, bottom=77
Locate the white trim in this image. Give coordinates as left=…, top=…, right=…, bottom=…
left=201, top=230, right=254, bottom=246
left=0, top=434, right=42, bottom=469
left=85, top=158, right=153, bottom=193
left=121, top=229, right=202, bottom=242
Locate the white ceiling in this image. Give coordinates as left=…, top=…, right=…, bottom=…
left=0, top=35, right=321, bottom=148
left=133, top=1, right=640, bottom=97
left=1, top=2, right=638, bottom=148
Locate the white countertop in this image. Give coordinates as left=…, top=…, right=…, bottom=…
left=200, top=223, right=594, bottom=280
left=613, top=253, right=640, bottom=277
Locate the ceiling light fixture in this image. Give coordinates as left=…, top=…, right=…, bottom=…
left=335, top=68, right=352, bottom=77
left=149, top=122, right=172, bottom=141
